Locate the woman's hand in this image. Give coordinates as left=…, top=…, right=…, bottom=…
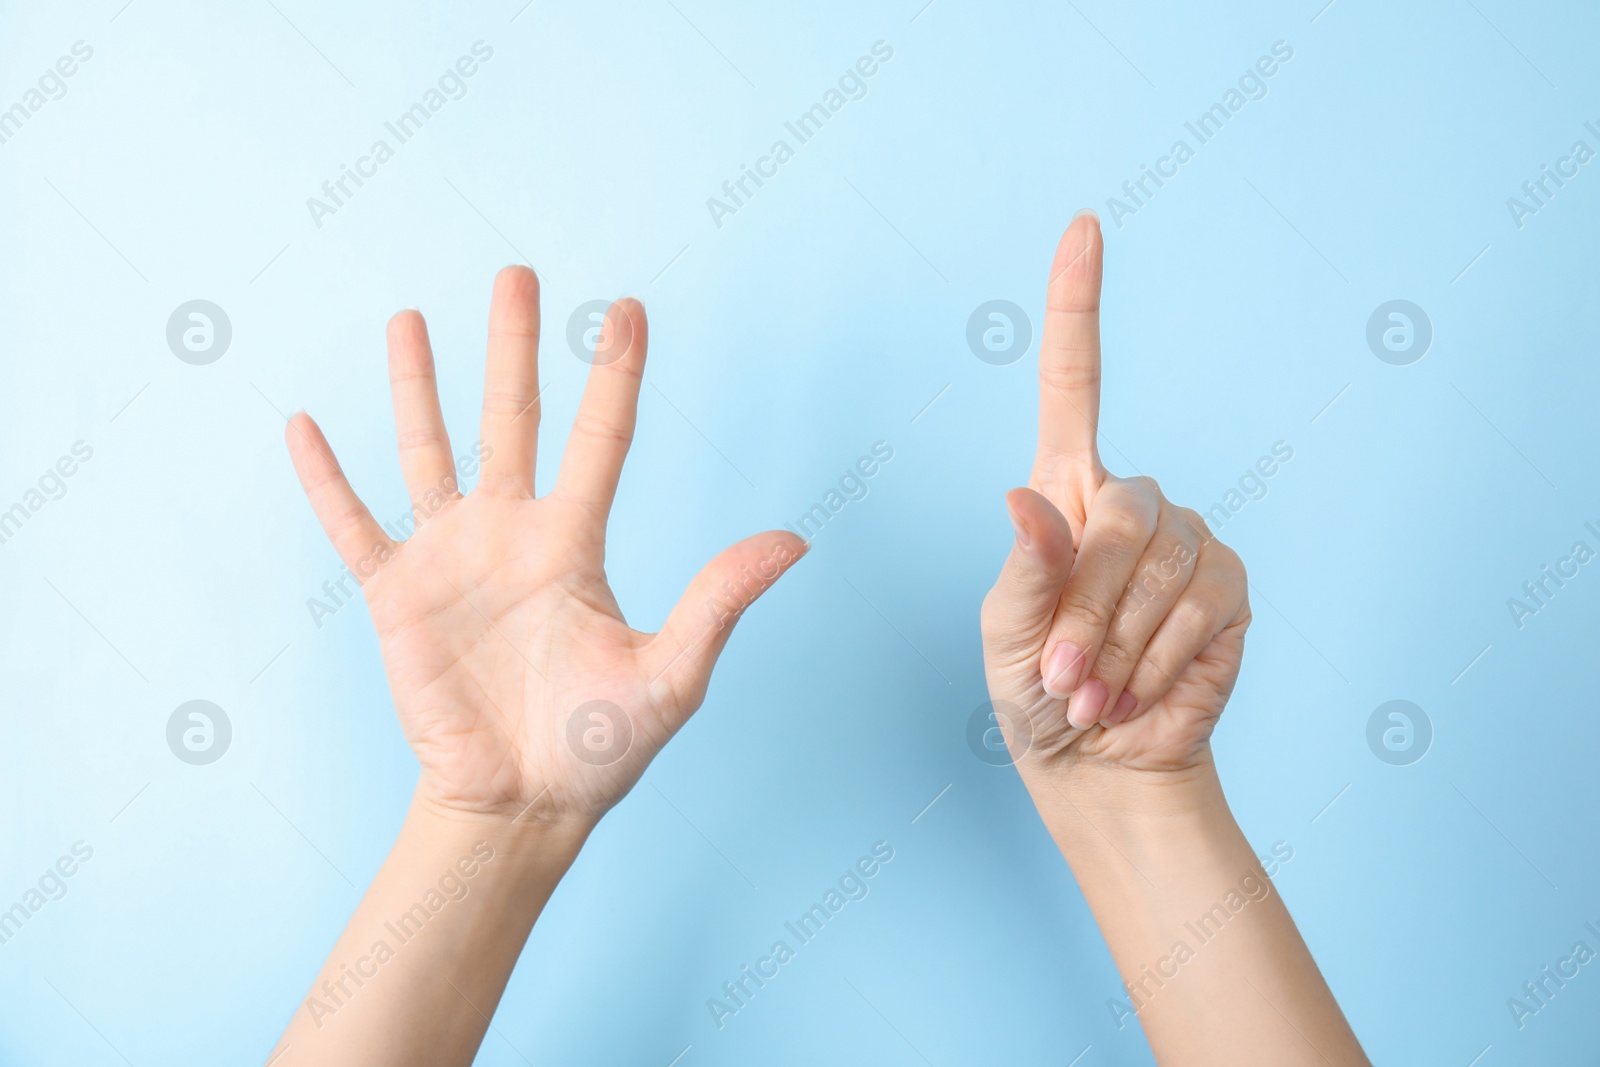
left=287, top=267, right=805, bottom=824
left=276, top=266, right=806, bottom=1066
left=979, top=215, right=1367, bottom=1066
left=980, top=212, right=1251, bottom=781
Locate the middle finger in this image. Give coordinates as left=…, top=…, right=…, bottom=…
left=1039, top=476, right=1160, bottom=722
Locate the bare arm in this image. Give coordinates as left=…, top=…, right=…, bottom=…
left=979, top=212, right=1365, bottom=1065
left=1037, top=763, right=1363, bottom=1062
left=269, top=268, right=804, bottom=1065
left=273, top=801, right=588, bottom=1065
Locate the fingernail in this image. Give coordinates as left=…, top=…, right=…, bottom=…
left=1064, top=212, right=1098, bottom=261
left=1043, top=643, right=1086, bottom=697
left=1110, top=690, right=1137, bottom=723
left=1067, top=678, right=1108, bottom=729
left=1072, top=207, right=1099, bottom=223
left=1005, top=497, right=1031, bottom=548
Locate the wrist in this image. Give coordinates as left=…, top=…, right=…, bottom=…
left=411, top=770, right=603, bottom=834
left=1020, top=754, right=1242, bottom=873
left=1024, top=751, right=1223, bottom=818
left=405, top=789, right=594, bottom=885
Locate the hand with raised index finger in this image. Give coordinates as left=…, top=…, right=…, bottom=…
left=982, top=211, right=1251, bottom=776
left=975, top=214, right=1368, bottom=1067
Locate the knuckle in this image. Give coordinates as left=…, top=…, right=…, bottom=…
left=1037, top=346, right=1098, bottom=393
left=326, top=510, right=375, bottom=545
left=1164, top=503, right=1196, bottom=535
left=476, top=470, right=531, bottom=497
left=978, top=590, right=1003, bottom=635
left=1129, top=474, right=1162, bottom=499
left=1129, top=654, right=1174, bottom=693
left=1210, top=541, right=1247, bottom=582
left=1121, top=567, right=1165, bottom=610
left=1092, top=636, right=1135, bottom=678
left=1113, top=579, right=1160, bottom=628
left=570, top=415, right=631, bottom=447
left=304, top=465, right=345, bottom=492
left=480, top=389, right=535, bottom=418
left=1096, top=506, right=1152, bottom=552
left=1168, top=597, right=1216, bottom=640
left=1100, top=518, right=1152, bottom=559
left=394, top=427, right=447, bottom=451
left=1143, top=533, right=1192, bottom=578
left=1057, top=590, right=1112, bottom=636
left=487, top=321, right=540, bottom=342
left=1176, top=507, right=1212, bottom=543
left=605, top=355, right=645, bottom=383
left=387, top=366, right=436, bottom=387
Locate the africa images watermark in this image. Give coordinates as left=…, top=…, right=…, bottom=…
left=1201, top=441, right=1294, bottom=532
left=711, top=539, right=805, bottom=631
left=1105, top=40, right=1295, bottom=228
left=0, top=841, right=95, bottom=947
left=305, top=41, right=495, bottom=228
left=304, top=441, right=492, bottom=629
left=0, top=440, right=95, bottom=548
left=300, top=841, right=496, bottom=1029
left=706, top=841, right=896, bottom=1030
left=0, top=40, right=94, bottom=149
left=1506, top=917, right=1600, bottom=1031
left=647, top=533, right=806, bottom=696
left=1122, top=440, right=1293, bottom=623
left=782, top=440, right=895, bottom=542
left=1505, top=520, right=1600, bottom=631
left=1506, top=119, right=1600, bottom=231
left=1107, top=842, right=1295, bottom=1030
left=705, top=40, right=895, bottom=229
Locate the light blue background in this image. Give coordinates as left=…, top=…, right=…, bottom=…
left=1, top=0, right=1597, bottom=1064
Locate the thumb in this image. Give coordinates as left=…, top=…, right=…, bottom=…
left=644, top=530, right=808, bottom=712
left=980, top=488, right=1075, bottom=659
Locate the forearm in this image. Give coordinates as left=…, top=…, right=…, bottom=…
left=1030, top=759, right=1366, bottom=1066
left=271, top=794, right=592, bottom=1066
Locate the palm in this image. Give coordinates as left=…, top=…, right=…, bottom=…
left=286, top=269, right=803, bottom=821
left=363, top=495, right=644, bottom=817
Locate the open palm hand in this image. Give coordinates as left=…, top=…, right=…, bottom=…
left=287, top=268, right=804, bottom=821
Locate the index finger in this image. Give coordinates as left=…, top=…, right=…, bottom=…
left=1033, top=210, right=1105, bottom=485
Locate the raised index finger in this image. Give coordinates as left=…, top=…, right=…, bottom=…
left=1033, top=211, right=1105, bottom=486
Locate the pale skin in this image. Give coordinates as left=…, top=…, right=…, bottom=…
left=269, top=267, right=805, bottom=1066
left=268, top=222, right=1364, bottom=1066
left=980, top=211, right=1369, bottom=1065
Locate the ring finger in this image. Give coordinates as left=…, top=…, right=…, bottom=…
left=1116, top=541, right=1249, bottom=725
